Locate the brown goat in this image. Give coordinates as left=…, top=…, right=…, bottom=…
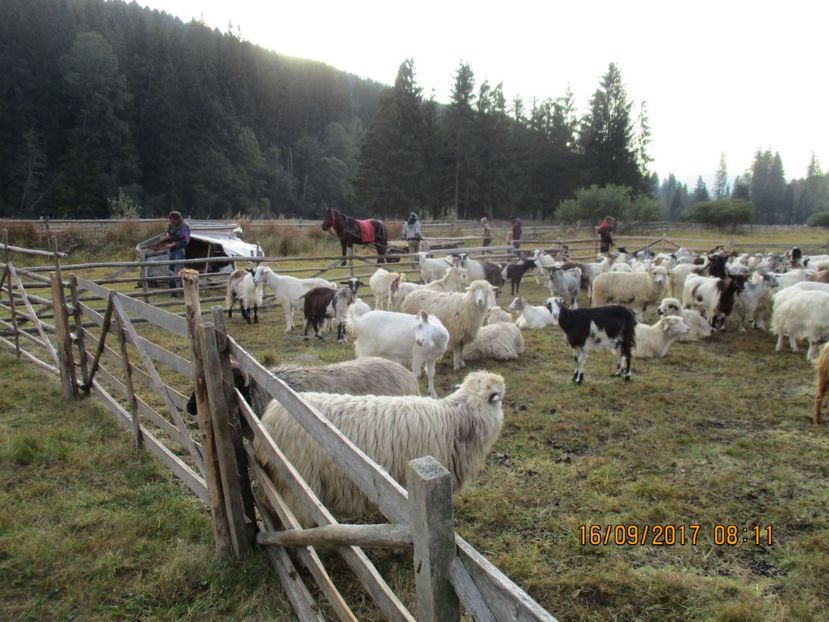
left=815, top=343, right=829, bottom=424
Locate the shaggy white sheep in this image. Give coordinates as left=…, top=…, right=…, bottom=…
left=424, top=265, right=467, bottom=292
left=770, top=289, right=829, bottom=359
left=656, top=297, right=712, bottom=341
left=633, top=316, right=690, bottom=358
left=507, top=296, right=556, bottom=329
left=255, top=370, right=506, bottom=525
left=462, top=321, right=525, bottom=361
left=224, top=269, right=263, bottom=324
left=253, top=265, right=336, bottom=331
left=485, top=306, right=514, bottom=325
left=591, top=267, right=670, bottom=317
left=369, top=268, right=404, bottom=310
left=418, top=252, right=453, bottom=283
left=401, top=280, right=494, bottom=370
left=348, top=307, right=449, bottom=398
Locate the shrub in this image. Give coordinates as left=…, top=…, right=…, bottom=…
left=806, top=211, right=829, bottom=227
left=555, top=185, right=648, bottom=225
left=681, top=199, right=753, bottom=232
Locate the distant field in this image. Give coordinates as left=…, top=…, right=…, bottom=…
left=2, top=223, right=829, bottom=621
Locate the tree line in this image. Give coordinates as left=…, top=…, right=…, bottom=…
left=2, top=0, right=825, bottom=225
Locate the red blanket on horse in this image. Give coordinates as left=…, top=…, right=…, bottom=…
left=356, top=219, right=375, bottom=244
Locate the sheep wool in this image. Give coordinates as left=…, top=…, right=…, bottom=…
left=463, top=322, right=525, bottom=361
left=255, top=370, right=506, bottom=525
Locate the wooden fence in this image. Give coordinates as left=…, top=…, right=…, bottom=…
left=1, top=234, right=559, bottom=621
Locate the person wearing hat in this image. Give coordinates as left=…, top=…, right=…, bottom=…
left=597, top=216, right=615, bottom=254
left=480, top=217, right=492, bottom=251
left=161, top=210, right=191, bottom=294
left=404, top=211, right=422, bottom=256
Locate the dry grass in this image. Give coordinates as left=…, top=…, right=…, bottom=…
left=3, top=223, right=829, bottom=621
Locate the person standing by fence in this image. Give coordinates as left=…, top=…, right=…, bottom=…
left=597, top=216, right=615, bottom=254
left=160, top=210, right=190, bottom=295
left=480, top=217, right=492, bottom=251
left=404, top=211, right=422, bottom=257
left=508, top=217, right=522, bottom=252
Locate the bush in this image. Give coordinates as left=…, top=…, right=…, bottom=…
left=806, top=211, right=829, bottom=227
left=555, top=185, right=633, bottom=225
left=680, top=199, right=753, bottom=232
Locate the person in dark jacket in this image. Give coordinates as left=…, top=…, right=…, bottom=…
left=597, top=216, right=615, bottom=254
left=161, top=210, right=191, bottom=293
left=480, top=217, right=492, bottom=251
left=509, top=217, right=522, bottom=251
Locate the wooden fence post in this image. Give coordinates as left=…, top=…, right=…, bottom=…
left=407, top=456, right=460, bottom=622
left=68, top=275, right=89, bottom=387
left=50, top=272, right=77, bottom=398
left=115, top=317, right=142, bottom=448
left=182, top=269, right=233, bottom=560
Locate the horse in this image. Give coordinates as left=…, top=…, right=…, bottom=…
left=321, top=207, right=388, bottom=265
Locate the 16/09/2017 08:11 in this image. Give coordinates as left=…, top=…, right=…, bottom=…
left=578, top=524, right=774, bottom=547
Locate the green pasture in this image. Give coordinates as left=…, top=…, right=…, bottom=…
left=2, top=223, right=829, bottom=621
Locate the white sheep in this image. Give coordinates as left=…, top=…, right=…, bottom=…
left=507, top=296, right=556, bottom=329
left=463, top=321, right=525, bottom=361
left=255, top=370, right=506, bottom=525
left=591, top=267, right=670, bottom=317
left=401, top=280, right=494, bottom=370
left=224, top=269, right=263, bottom=324
left=656, top=297, right=712, bottom=341
left=389, top=280, right=424, bottom=311
left=633, top=316, right=690, bottom=358
left=368, top=268, right=405, bottom=310
left=770, top=289, right=829, bottom=359
left=253, top=265, right=335, bottom=332
left=348, top=307, right=449, bottom=398
left=485, top=306, right=514, bottom=325
left=418, top=252, right=453, bottom=283
left=424, top=265, right=467, bottom=292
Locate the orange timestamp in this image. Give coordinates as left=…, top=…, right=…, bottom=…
left=578, top=523, right=774, bottom=546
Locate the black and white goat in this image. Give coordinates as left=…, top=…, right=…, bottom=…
left=224, top=268, right=262, bottom=324
left=340, top=277, right=365, bottom=296
left=502, top=258, right=537, bottom=296
left=545, top=297, right=637, bottom=385
left=302, top=286, right=355, bottom=342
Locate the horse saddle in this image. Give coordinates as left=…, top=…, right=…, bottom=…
left=356, top=219, right=375, bottom=244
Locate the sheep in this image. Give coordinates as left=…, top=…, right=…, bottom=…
left=545, top=297, right=637, bottom=385
left=656, top=297, right=712, bottom=341
left=731, top=273, right=779, bottom=331
left=253, top=265, right=336, bottom=332
left=224, top=269, right=263, bottom=324
left=575, top=254, right=614, bottom=300
left=389, top=279, right=424, bottom=311
left=485, top=306, right=514, bottom=325
left=348, top=297, right=372, bottom=318
left=348, top=308, right=450, bottom=398
left=632, top=316, right=690, bottom=358
left=462, top=321, right=525, bottom=362
left=765, top=268, right=815, bottom=290
left=254, top=370, right=506, bottom=525
left=814, top=343, right=829, bottom=424
left=682, top=275, right=746, bottom=331
left=670, top=263, right=704, bottom=299
left=547, top=266, right=582, bottom=309
left=507, top=296, right=556, bottom=329
left=419, top=252, right=453, bottom=283
left=301, top=286, right=354, bottom=342
left=770, top=289, right=829, bottom=359
left=424, top=265, right=467, bottom=292
left=591, top=267, right=670, bottom=318
left=186, top=356, right=420, bottom=418
left=401, top=280, right=495, bottom=370
left=369, top=268, right=404, bottom=310
left=502, top=258, right=537, bottom=296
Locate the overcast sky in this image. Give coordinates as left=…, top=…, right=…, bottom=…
left=136, top=0, right=827, bottom=187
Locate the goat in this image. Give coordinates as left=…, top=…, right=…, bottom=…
left=302, top=286, right=354, bottom=342
left=224, top=269, right=263, bottom=324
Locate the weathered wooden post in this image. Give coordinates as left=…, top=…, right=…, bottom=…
left=407, top=456, right=460, bottom=622
left=114, top=317, right=142, bottom=448
left=68, top=275, right=89, bottom=388
left=181, top=269, right=233, bottom=559
left=50, top=272, right=77, bottom=398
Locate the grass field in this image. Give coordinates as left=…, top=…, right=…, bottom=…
left=2, top=223, right=829, bottom=621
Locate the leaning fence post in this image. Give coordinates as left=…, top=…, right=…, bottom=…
left=68, top=275, right=89, bottom=388
left=407, top=456, right=461, bottom=622
left=51, top=272, right=77, bottom=398
left=182, top=269, right=233, bottom=560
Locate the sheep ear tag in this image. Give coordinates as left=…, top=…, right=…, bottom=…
left=488, top=392, right=502, bottom=403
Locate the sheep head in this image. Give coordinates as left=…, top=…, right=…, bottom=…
left=661, top=316, right=690, bottom=337
left=466, top=280, right=495, bottom=309
left=450, top=370, right=506, bottom=406
left=657, top=297, right=682, bottom=317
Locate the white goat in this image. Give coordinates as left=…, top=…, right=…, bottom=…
left=349, top=307, right=449, bottom=398
left=255, top=371, right=506, bottom=525
left=731, top=273, right=778, bottom=331
left=633, top=316, right=690, bottom=358
left=369, top=268, right=405, bottom=310
left=771, top=289, right=829, bottom=359
left=419, top=252, right=453, bottom=283
left=401, top=280, right=494, bottom=370
left=507, top=296, right=556, bottom=329
left=253, top=265, right=335, bottom=331
left=657, top=297, right=712, bottom=341
left=224, top=269, right=263, bottom=324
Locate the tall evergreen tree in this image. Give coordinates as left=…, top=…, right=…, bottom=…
left=691, top=176, right=710, bottom=203
left=444, top=63, right=477, bottom=219
left=714, top=152, right=729, bottom=200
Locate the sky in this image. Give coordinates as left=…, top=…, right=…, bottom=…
left=136, top=0, right=827, bottom=187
